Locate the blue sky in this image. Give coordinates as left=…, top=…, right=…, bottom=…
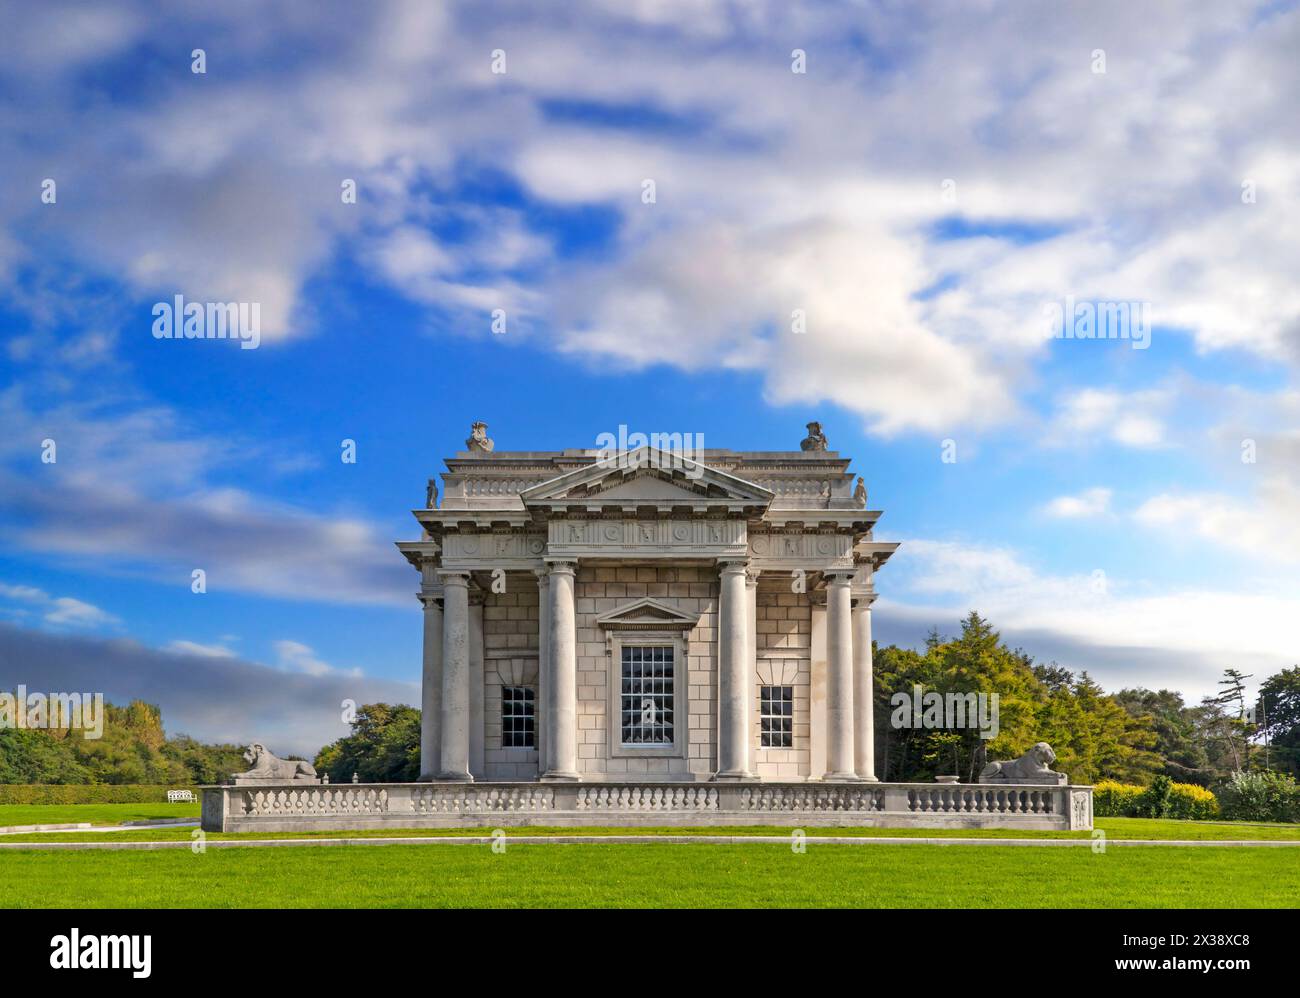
left=2, top=0, right=1299, bottom=753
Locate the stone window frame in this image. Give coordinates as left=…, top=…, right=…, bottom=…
left=759, top=684, right=794, bottom=748
left=501, top=684, right=536, bottom=749
left=605, top=630, right=689, bottom=760
left=489, top=658, right=540, bottom=760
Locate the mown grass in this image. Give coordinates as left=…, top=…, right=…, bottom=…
left=3, top=814, right=1300, bottom=843
left=0, top=802, right=200, bottom=828
left=2, top=841, right=1297, bottom=908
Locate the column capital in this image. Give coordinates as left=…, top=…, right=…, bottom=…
left=437, top=570, right=471, bottom=587
left=823, top=567, right=856, bottom=586
left=717, top=557, right=749, bottom=576
left=418, top=592, right=444, bottom=609
left=745, top=566, right=762, bottom=587
left=544, top=558, right=577, bottom=576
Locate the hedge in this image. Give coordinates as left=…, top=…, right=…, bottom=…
left=1093, top=777, right=1219, bottom=821
left=0, top=785, right=201, bottom=805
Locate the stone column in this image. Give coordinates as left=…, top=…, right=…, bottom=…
left=746, top=568, right=760, bottom=761
left=437, top=571, right=473, bottom=781
left=853, top=596, right=878, bottom=782
left=534, top=567, right=552, bottom=776
left=418, top=593, right=443, bottom=781
left=824, top=569, right=858, bottom=781
left=541, top=560, right=580, bottom=781
left=715, top=559, right=753, bottom=780
left=468, top=589, right=485, bottom=780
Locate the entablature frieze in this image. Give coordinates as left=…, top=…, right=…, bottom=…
left=546, top=517, right=747, bottom=560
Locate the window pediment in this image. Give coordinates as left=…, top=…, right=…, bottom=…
left=595, top=597, right=701, bottom=633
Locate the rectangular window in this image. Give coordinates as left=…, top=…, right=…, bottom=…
left=501, top=686, right=536, bottom=748
left=760, top=685, right=793, bottom=748
left=620, top=645, right=674, bottom=746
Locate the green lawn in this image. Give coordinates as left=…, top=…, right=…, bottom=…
left=0, top=802, right=200, bottom=828
left=2, top=841, right=1297, bottom=907
left=3, top=814, right=1300, bottom=843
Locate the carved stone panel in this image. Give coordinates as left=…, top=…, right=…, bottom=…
left=546, top=518, right=747, bottom=558
left=748, top=531, right=854, bottom=569
left=441, top=532, right=547, bottom=569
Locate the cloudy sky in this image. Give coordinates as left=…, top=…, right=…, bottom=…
left=2, top=0, right=1297, bottom=754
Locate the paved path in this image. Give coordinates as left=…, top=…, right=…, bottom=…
left=3, top=834, right=1300, bottom=850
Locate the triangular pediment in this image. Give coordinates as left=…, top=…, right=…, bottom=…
left=520, top=448, right=773, bottom=505
left=595, top=597, right=701, bottom=631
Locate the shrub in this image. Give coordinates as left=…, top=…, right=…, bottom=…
left=1166, top=782, right=1219, bottom=821
left=1136, top=774, right=1173, bottom=818
left=1093, top=778, right=1218, bottom=820
left=1093, top=780, right=1143, bottom=817
left=0, top=784, right=200, bottom=805
left=1217, top=771, right=1300, bottom=823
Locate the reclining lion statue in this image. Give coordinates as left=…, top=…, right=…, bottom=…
left=232, top=742, right=320, bottom=784
left=978, top=741, right=1067, bottom=785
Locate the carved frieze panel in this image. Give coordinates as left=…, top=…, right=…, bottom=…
left=441, top=531, right=547, bottom=569
left=748, top=531, right=854, bottom=569
left=547, top=518, right=747, bottom=558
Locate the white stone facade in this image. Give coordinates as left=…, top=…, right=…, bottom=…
left=200, top=427, right=1096, bottom=833
left=397, top=429, right=899, bottom=785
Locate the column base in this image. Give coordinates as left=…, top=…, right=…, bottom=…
left=435, top=770, right=473, bottom=782
left=822, top=772, right=864, bottom=783
left=859, top=775, right=880, bottom=783
left=416, top=772, right=440, bottom=783
left=539, top=771, right=580, bottom=782
left=711, top=771, right=760, bottom=782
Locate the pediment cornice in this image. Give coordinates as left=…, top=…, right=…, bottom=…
left=520, top=449, right=773, bottom=508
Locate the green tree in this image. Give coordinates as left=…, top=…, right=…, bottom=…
left=314, top=703, right=420, bottom=782
left=0, top=728, right=91, bottom=783
left=1115, top=688, right=1213, bottom=785
left=161, top=735, right=249, bottom=784
left=1037, top=673, right=1159, bottom=784
left=1256, top=666, right=1300, bottom=777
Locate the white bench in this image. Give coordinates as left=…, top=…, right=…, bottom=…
left=167, top=789, right=196, bottom=803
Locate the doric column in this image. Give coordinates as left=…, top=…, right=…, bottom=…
left=468, top=588, right=485, bottom=779
left=824, top=569, right=858, bottom=781
left=534, top=567, right=552, bottom=776
left=715, top=558, right=753, bottom=779
left=437, top=571, right=472, bottom=781
left=541, top=560, right=580, bottom=781
left=418, top=593, right=443, bottom=781
left=853, top=595, right=878, bottom=782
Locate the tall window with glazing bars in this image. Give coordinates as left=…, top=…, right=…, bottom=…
left=620, top=645, right=674, bottom=746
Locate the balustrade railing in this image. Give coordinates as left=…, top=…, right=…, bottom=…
left=205, top=781, right=1090, bottom=832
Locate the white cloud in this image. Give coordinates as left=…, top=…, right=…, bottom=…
left=887, top=538, right=1300, bottom=698
left=1044, top=487, right=1112, bottom=518
left=273, top=639, right=360, bottom=679
left=1135, top=475, right=1300, bottom=564
left=43, top=597, right=118, bottom=628
left=0, top=581, right=118, bottom=630
left=1049, top=388, right=1168, bottom=449
left=164, top=640, right=236, bottom=659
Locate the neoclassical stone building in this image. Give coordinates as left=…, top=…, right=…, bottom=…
left=397, top=423, right=898, bottom=785
left=201, top=423, right=1093, bottom=832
